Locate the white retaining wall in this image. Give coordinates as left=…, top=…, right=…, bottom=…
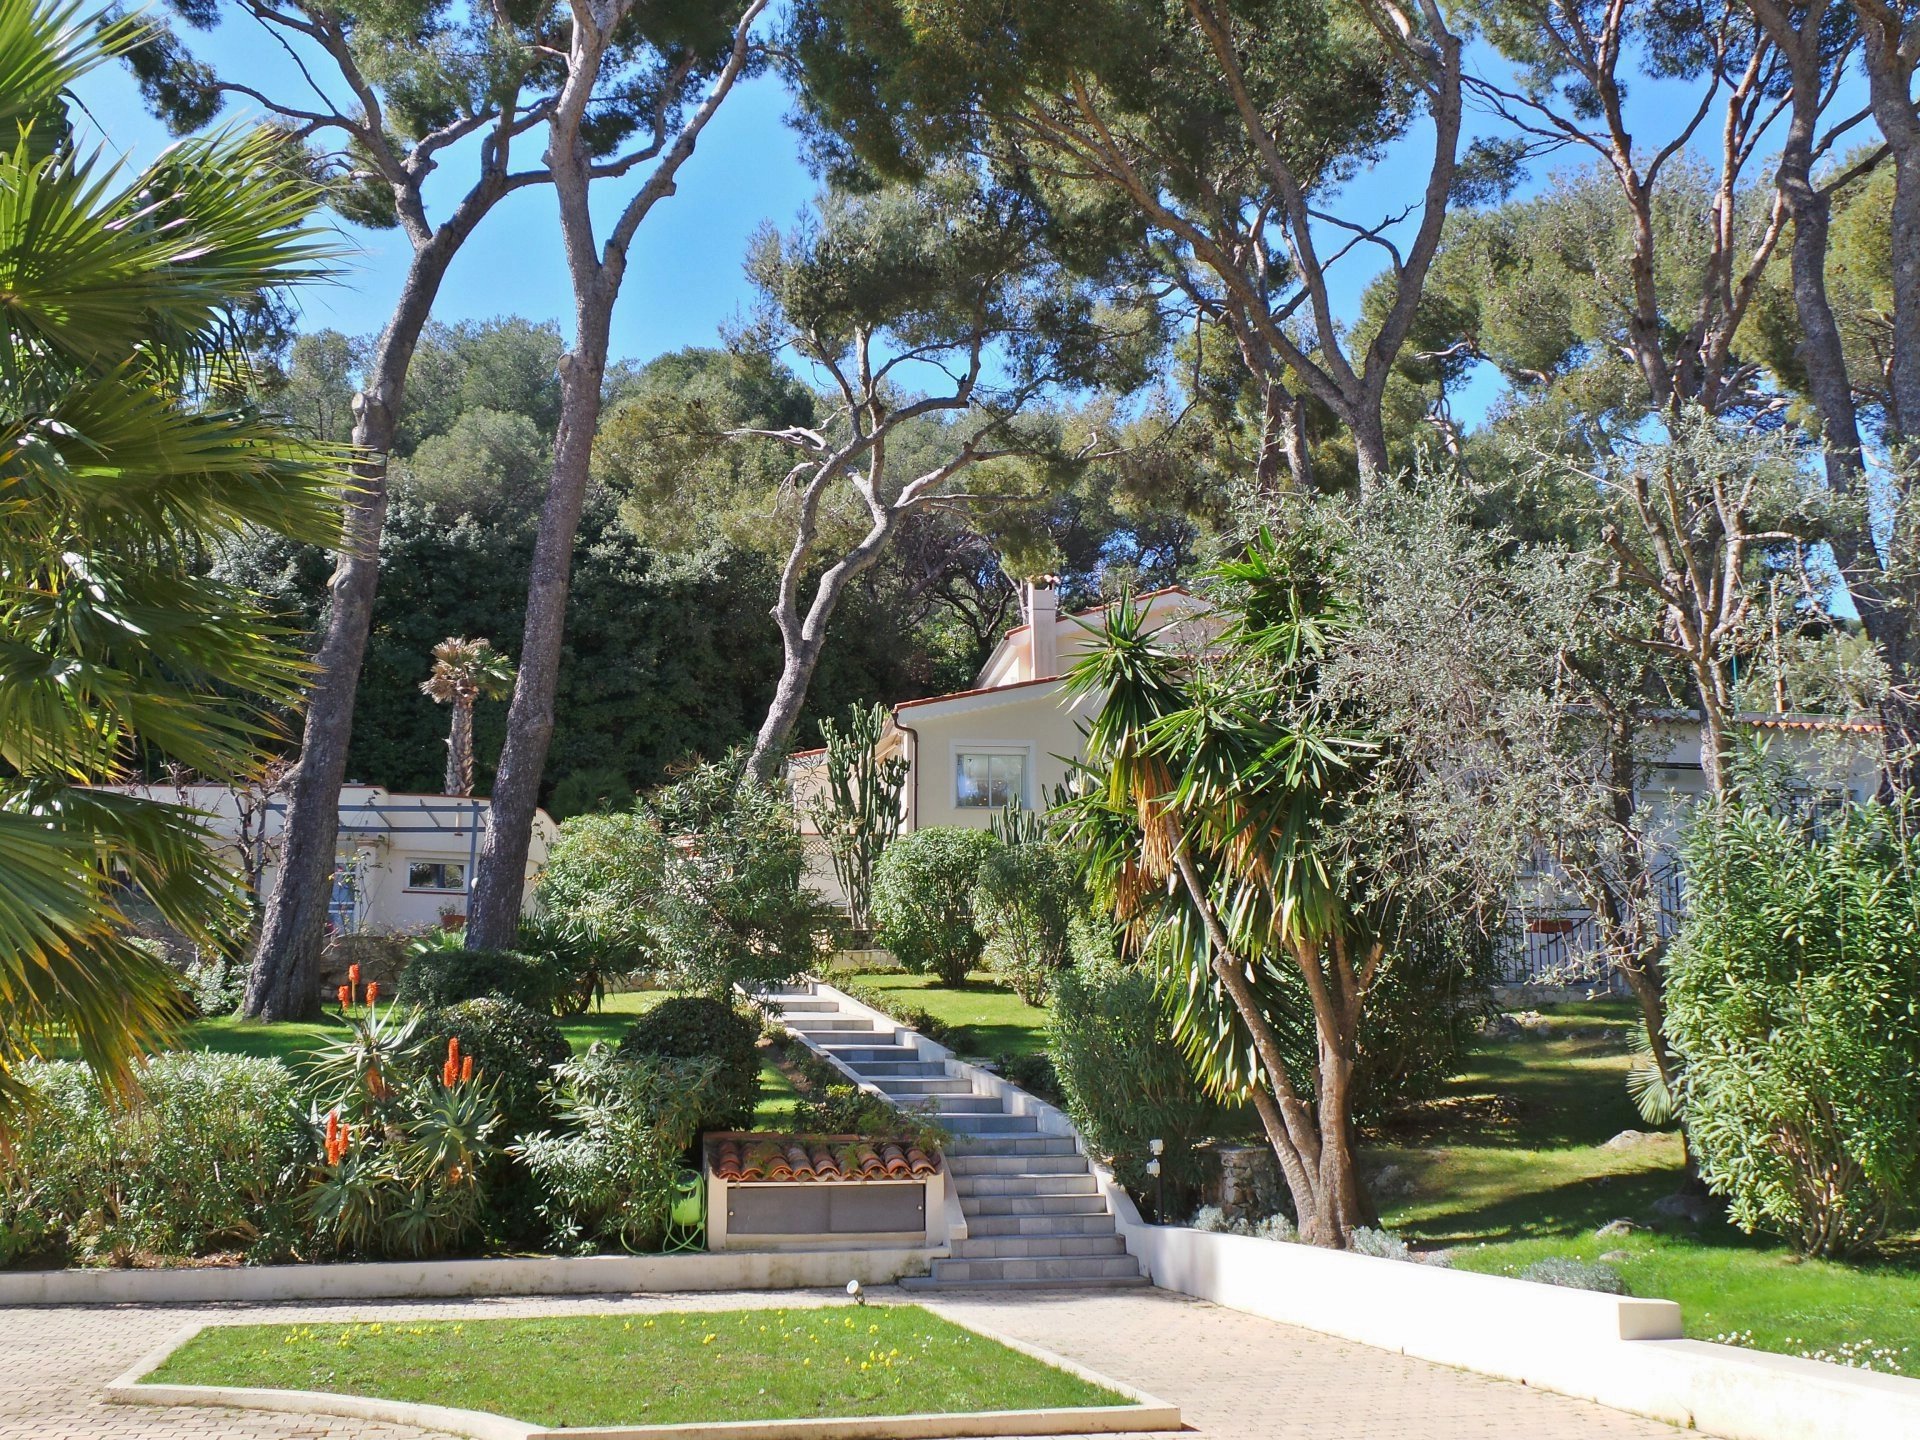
left=0, top=1247, right=935, bottom=1308
left=803, top=982, right=1920, bottom=1440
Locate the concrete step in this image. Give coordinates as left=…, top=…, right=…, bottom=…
left=817, top=1052, right=921, bottom=1075
left=874, top=1077, right=975, bottom=1097
left=965, top=1213, right=1118, bottom=1238
left=758, top=983, right=817, bottom=997
left=956, top=1172, right=1098, bottom=1198
left=951, top=1234, right=1127, bottom=1260
left=926, top=1255, right=1144, bottom=1285
left=947, top=1135, right=1080, bottom=1158
left=770, top=997, right=838, bottom=1012
left=906, top=1094, right=1004, bottom=1114
left=948, top=1153, right=1090, bottom=1177
left=783, top=1016, right=879, bottom=1032
left=963, top=1191, right=1108, bottom=1218
left=848, top=1061, right=948, bottom=1078
left=930, top=1112, right=1039, bottom=1135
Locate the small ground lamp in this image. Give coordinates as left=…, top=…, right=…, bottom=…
left=1147, top=1138, right=1165, bottom=1223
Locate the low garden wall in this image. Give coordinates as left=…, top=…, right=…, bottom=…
left=1098, top=1187, right=1920, bottom=1440
left=792, top=983, right=1920, bottom=1440
left=0, top=1247, right=937, bottom=1308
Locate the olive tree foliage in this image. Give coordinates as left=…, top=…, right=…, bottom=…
left=732, top=170, right=1161, bottom=783
left=466, top=0, right=769, bottom=948
left=1667, top=801, right=1920, bottom=1257
left=804, top=703, right=907, bottom=936
left=535, top=757, right=827, bottom=998
left=789, top=0, right=1473, bottom=496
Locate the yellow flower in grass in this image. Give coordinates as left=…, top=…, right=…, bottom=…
left=702, top=1333, right=716, bottom=1345
left=803, top=1357, right=812, bottom=1366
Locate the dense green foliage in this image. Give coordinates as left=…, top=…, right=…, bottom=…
left=871, top=827, right=1002, bottom=984
left=538, top=761, right=826, bottom=996
left=417, top=998, right=570, bottom=1136
left=1667, top=804, right=1920, bottom=1258
left=1050, top=939, right=1238, bottom=1213
left=970, top=841, right=1082, bottom=1004
left=394, top=945, right=561, bottom=1015
left=515, top=1050, right=713, bottom=1253
left=618, top=997, right=763, bottom=1133
left=0, top=1054, right=309, bottom=1266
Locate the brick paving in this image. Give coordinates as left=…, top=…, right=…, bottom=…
left=0, top=1284, right=1682, bottom=1439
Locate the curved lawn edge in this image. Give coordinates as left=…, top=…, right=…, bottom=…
left=106, top=1317, right=1181, bottom=1440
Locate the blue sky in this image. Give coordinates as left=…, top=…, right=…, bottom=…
left=71, top=18, right=1861, bottom=430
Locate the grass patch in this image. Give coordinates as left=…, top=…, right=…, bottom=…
left=1373, top=1000, right=1920, bottom=1370
left=143, top=1305, right=1126, bottom=1428
left=839, top=970, right=1051, bottom=1057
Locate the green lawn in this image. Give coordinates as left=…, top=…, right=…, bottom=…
left=840, top=970, right=1052, bottom=1056
left=1373, top=1001, right=1920, bottom=1371
left=144, top=1306, right=1126, bottom=1428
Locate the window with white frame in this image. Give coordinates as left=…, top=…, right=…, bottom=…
left=406, top=860, right=465, bottom=891
left=955, top=750, right=1027, bottom=809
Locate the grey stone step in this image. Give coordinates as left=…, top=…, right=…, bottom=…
left=965, top=1213, right=1117, bottom=1238
left=931, top=1112, right=1039, bottom=1135
left=956, top=1172, right=1098, bottom=1198
left=951, top=1234, right=1127, bottom=1260
left=905, top=1094, right=1003, bottom=1114
left=948, top=1153, right=1090, bottom=1177
left=758, top=983, right=817, bottom=996
left=784, top=1016, right=878, bottom=1032
left=848, top=1061, right=947, bottom=1078
left=964, top=1191, right=1108, bottom=1217
left=927, top=1255, right=1144, bottom=1285
left=771, top=997, right=838, bottom=1012
left=817, top=1052, right=921, bottom=1075
left=948, top=1135, right=1081, bottom=1158
left=875, top=1077, right=974, bottom=1097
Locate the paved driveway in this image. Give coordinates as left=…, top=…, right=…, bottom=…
left=0, top=1285, right=1681, bottom=1440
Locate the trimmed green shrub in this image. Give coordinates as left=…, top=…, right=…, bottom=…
left=971, top=840, right=1081, bottom=1004
left=0, top=1054, right=309, bottom=1267
left=871, top=826, right=1001, bottom=985
left=1667, top=801, right=1920, bottom=1257
left=394, top=943, right=558, bottom=1013
left=618, top=997, right=761, bottom=1132
left=515, top=1049, right=714, bottom=1252
left=1050, top=934, right=1237, bottom=1213
left=418, top=998, right=570, bottom=1135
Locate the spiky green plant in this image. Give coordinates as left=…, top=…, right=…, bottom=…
left=0, top=0, right=346, bottom=1133
left=807, top=701, right=908, bottom=935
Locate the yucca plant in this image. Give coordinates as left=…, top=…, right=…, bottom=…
left=1055, top=529, right=1384, bottom=1247
left=0, top=0, right=347, bottom=1134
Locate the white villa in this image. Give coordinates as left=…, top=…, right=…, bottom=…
left=106, top=782, right=559, bottom=937
left=794, top=580, right=1886, bottom=980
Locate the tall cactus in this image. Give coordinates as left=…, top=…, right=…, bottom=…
left=809, top=703, right=908, bottom=936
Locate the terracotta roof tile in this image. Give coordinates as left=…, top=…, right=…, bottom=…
left=705, top=1133, right=942, bottom=1183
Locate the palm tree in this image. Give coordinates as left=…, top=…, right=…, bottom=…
left=1057, top=532, right=1383, bottom=1247
left=0, top=0, right=346, bottom=1127
left=420, top=638, right=515, bottom=797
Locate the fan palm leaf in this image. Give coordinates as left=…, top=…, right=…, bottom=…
left=0, top=0, right=349, bottom=1134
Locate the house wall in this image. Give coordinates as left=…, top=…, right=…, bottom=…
left=901, top=682, right=1100, bottom=832
left=101, top=783, right=556, bottom=937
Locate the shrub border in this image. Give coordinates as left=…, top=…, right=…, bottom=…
left=106, top=1307, right=1181, bottom=1440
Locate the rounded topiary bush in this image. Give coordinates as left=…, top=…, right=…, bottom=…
left=971, top=840, right=1081, bottom=1005
left=870, top=826, right=1001, bottom=985
left=617, top=996, right=761, bottom=1132
left=395, top=944, right=558, bottom=1014
left=416, top=997, right=570, bottom=1135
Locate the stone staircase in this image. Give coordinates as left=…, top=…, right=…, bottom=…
left=760, top=981, right=1145, bottom=1288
